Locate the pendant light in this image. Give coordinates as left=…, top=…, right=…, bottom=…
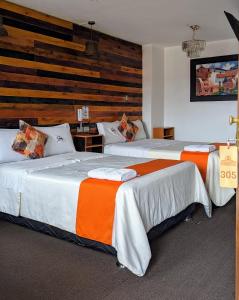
left=182, top=25, right=206, bottom=58
left=0, top=16, right=8, bottom=37
left=85, top=21, right=98, bottom=56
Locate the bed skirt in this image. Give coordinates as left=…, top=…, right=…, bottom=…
left=0, top=203, right=196, bottom=256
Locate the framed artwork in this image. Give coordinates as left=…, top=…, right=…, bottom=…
left=190, top=54, right=238, bottom=102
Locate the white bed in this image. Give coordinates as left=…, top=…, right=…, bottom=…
left=0, top=151, right=211, bottom=277
left=104, top=139, right=235, bottom=206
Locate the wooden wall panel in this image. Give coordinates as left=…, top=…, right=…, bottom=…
left=0, top=0, right=142, bottom=126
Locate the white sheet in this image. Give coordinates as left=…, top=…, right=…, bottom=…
left=0, top=187, right=20, bottom=216
left=1, top=152, right=211, bottom=277
left=184, top=144, right=216, bottom=153
left=0, top=152, right=105, bottom=216
left=104, top=139, right=235, bottom=206
left=0, top=152, right=105, bottom=193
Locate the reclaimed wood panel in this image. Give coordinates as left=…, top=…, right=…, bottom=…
left=0, top=72, right=142, bottom=94
left=0, top=0, right=142, bottom=126
left=0, top=87, right=141, bottom=103
left=0, top=56, right=100, bottom=77
left=0, top=118, right=38, bottom=128
left=0, top=1, right=72, bottom=29
left=5, top=26, right=85, bottom=52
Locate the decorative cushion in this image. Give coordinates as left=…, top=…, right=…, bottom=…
left=118, top=114, right=138, bottom=142
left=12, top=121, right=48, bottom=159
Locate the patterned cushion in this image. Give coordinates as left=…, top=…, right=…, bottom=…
left=118, top=114, right=138, bottom=142
left=12, top=120, right=48, bottom=159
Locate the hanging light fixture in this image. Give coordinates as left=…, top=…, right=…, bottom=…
left=85, top=21, right=98, bottom=56
left=182, top=25, right=206, bottom=58
left=0, top=16, right=8, bottom=37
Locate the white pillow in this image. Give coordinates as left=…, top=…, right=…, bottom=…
left=97, top=121, right=126, bottom=145
left=133, top=120, right=147, bottom=140
left=0, top=129, right=28, bottom=163
left=36, top=123, right=75, bottom=156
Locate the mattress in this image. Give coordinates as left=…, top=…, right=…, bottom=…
left=0, top=151, right=211, bottom=276
left=104, top=139, right=235, bottom=206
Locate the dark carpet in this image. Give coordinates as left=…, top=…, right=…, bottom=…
left=0, top=198, right=235, bottom=300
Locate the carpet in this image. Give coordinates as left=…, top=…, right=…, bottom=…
left=0, top=198, right=235, bottom=300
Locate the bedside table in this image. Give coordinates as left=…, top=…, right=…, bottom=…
left=72, top=133, right=103, bottom=153
left=153, top=127, right=174, bottom=140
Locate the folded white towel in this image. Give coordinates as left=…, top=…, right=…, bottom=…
left=184, top=144, right=216, bottom=153
left=88, top=167, right=137, bottom=182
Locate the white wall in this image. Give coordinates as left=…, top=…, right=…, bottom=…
left=164, top=39, right=238, bottom=142
left=143, top=44, right=164, bottom=137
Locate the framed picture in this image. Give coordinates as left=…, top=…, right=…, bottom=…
left=190, top=54, right=238, bottom=102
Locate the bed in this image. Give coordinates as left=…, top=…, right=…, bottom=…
left=104, top=138, right=235, bottom=207
left=0, top=150, right=211, bottom=277
left=0, top=118, right=212, bottom=276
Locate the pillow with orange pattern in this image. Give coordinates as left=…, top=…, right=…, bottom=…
left=118, top=114, right=138, bottom=142
left=12, top=120, right=48, bottom=159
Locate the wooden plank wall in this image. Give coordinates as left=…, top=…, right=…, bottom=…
left=0, top=0, right=142, bottom=126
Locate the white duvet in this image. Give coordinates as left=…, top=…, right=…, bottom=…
left=0, top=152, right=104, bottom=216
left=0, top=152, right=211, bottom=276
left=104, top=139, right=235, bottom=206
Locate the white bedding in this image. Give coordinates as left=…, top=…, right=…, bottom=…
left=0, top=152, right=211, bottom=277
left=0, top=187, right=20, bottom=216
left=0, top=152, right=105, bottom=216
left=104, top=139, right=235, bottom=206
left=0, top=152, right=105, bottom=193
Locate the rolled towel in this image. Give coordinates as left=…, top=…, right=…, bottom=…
left=88, top=167, right=137, bottom=182
left=184, top=144, right=216, bottom=153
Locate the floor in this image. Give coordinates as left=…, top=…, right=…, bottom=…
left=0, top=198, right=235, bottom=300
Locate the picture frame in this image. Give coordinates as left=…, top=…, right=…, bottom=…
left=190, top=54, right=238, bottom=102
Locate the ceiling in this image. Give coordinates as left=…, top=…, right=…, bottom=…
left=10, top=0, right=239, bottom=45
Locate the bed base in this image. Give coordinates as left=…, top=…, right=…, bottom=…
left=0, top=203, right=196, bottom=258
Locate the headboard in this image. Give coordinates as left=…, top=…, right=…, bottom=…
left=0, top=118, right=38, bottom=129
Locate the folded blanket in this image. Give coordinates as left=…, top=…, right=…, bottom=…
left=184, top=144, right=216, bottom=153
left=88, top=167, right=137, bottom=182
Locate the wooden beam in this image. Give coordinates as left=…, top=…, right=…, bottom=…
left=0, top=56, right=100, bottom=78
left=0, top=0, right=73, bottom=29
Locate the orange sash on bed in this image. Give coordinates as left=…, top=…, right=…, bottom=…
left=76, top=159, right=181, bottom=245
left=180, top=151, right=209, bottom=182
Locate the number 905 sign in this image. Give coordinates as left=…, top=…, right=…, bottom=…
left=219, top=146, right=238, bottom=188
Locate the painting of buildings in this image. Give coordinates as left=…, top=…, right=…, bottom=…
left=196, top=60, right=238, bottom=97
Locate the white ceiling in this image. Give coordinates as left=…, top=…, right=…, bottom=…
left=10, top=0, right=239, bottom=45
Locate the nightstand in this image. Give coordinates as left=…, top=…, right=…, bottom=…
left=153, top=127, right=174, bottom=140
left=72, top=133, right=103, bottom=153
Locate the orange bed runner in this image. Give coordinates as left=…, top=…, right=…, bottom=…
left=180, top=151, right=209, bottom=182
left=76, top=159, right=181, bottom=245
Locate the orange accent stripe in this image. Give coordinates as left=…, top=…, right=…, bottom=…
left=180, top=151, right=209, bottom=182
left=76, top=159, right=182, bottom=245
left=129, top=159, right=181, bottom=176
